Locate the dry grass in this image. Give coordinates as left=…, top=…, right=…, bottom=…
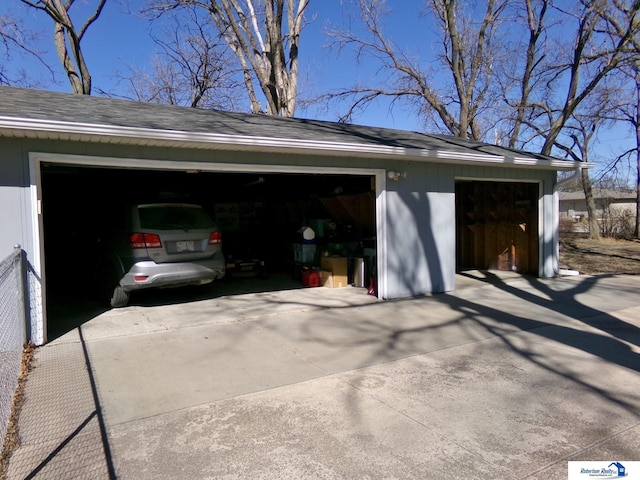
left=559, top=233, right=640, bottom=275
left=0, top=343, right=35, bottom=480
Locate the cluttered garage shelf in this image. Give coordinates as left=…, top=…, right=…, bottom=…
left=215, top=189, right=377, bottom=293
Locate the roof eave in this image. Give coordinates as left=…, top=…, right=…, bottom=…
left=0, top=116, right=584, bottom=171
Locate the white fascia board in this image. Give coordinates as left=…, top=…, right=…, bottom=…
left=30, top=151, right=383, bottom=177
left=0, top=115, right=582, bottom=171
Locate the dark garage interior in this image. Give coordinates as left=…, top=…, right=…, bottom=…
left=41, top=162, right=377, bottom=339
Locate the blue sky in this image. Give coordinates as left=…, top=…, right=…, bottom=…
left=2, top=0, right=636, bottom=178
left=4, top=0, right=423, bottom=129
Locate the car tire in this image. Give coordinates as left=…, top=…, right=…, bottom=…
left=110, top=285, right=130, bottom=308
left=97, top=262, right=129, bottom=308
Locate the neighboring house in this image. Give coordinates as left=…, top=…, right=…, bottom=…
left=0, top=86, right=583, bottom=345
left=559, top=189, right=637, bottom=221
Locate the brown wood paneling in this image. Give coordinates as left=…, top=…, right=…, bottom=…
left=456, top=181, right=538, bottom=273
left=320, top=193, right=376, bottom=237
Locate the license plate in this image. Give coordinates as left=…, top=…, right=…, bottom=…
left=176, top=240, right=194, bottom=252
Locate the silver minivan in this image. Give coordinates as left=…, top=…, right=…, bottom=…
left=97, top=203, right=226, bottom=307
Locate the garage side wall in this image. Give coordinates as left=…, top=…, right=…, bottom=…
left=542, top=174, right=560, bottom=277
left=0, top=138, right=43, bottom=345
left=0, top=139, right=33, bottom=256
left=383, top=163, right=456, bottom=298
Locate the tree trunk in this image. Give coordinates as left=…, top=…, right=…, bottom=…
left=20, top=0, right=105, bottom=95
left=635, top=171, right=640, bottom=239
left=634, top=73, right=640, bottom=238
left=53, top=21, right=86, bottom=94
left=200, top=0, right=307, bottom=117
left=581, top=168, right=600, bottom=240
left=635, top=137, right=639, bottom=238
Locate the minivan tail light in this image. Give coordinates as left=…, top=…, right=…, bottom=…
left=209, top=231, right=222, bottom=245
left=130, top=233, right=162, bottom=249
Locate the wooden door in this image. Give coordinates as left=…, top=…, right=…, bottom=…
left=456, top=181, right=538, bottom=273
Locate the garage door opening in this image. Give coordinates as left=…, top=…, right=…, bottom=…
left=40, top=162, right=377, bottom=339
left=455, top=180, right=539, bottom=274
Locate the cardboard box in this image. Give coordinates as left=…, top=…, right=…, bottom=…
left=320, top=256, right=348, bottom=288
left=321, top=256, right=347, bottom=275
left=320, top=270, right=348, bottom=288
left=320, top=270, right=333, bottom=287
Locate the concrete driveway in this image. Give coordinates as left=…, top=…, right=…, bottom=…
left=6, top=273, right=640, bottom=479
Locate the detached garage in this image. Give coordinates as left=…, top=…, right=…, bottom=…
left=0, top=86, right=582, bottom=345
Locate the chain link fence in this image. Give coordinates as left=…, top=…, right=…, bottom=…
left=0, top=246, right=41, bottom=446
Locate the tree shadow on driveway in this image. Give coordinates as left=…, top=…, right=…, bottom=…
left=387, top=273, right=640, bottom=411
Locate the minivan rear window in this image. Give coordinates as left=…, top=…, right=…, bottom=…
left=138, top=205, right=216, bottom=230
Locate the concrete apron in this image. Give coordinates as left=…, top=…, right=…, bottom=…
left=6, top=274, right=640, bottom=479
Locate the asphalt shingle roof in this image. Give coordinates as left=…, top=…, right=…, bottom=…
left=0, top=86, right=572, bottom=166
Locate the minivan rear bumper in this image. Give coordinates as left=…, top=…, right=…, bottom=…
left=120, top=259, right=226, bottom=292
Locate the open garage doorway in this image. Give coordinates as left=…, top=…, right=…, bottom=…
left=39, top=160, right=378, bottom=340
left=455, top=180, right=539, bottom=274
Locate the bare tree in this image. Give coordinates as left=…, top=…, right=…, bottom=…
left=322, top=0, right=508, bottom=139
left=553, top=113, right=602, bottom=239
left=489, top=0, right=640, bottom=158
left=527, top=0, right=639, bottom=157
left=597, top=63, right=640, bottom=238
left=19, top=0, right=107, bottom=94
left=522, top=0, right=640, bottom=238
left=325, top=1, right=639, bottom=145
left=324, top=0, right=638, bottom=240
left=592, top=8, right=640, bottom=239
left=0, top=11, right=51, bottom=86
left=497, top=0, right=551, bottom=150
left=632, top=68, right=639, bottom=238
left=109, top=9, right=244, bottom=110
left=146, top=0, right=310, bottom=116
left=519, top=1, right=637, bottom=239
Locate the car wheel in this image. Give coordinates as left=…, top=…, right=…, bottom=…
left=110, top=285, right=130, bottom=308
left=97, top=263, right=129, bottom=308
